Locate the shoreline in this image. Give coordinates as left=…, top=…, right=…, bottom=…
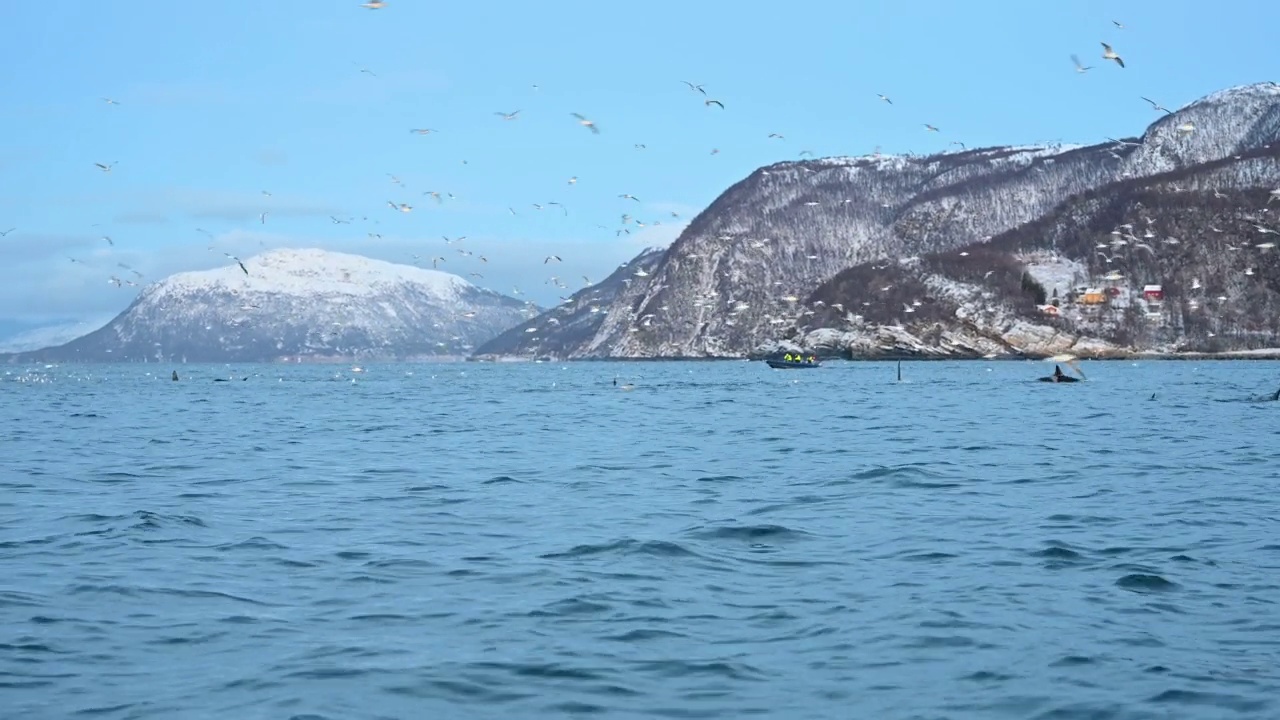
left=9, top=350, right=1280, bottom=365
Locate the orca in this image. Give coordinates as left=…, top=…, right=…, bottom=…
left=1038, top=365, right=1080, bottom=383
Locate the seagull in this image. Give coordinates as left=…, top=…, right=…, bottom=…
left=94, top=161, right=116, bottom=172
left=768, top=133, right=785, bottom=140
left=1141, top=97, right=1173, bottom=115
left=877, top=94, right=892, bottom=104
left=704, top=99, right=724, bottom=109
left=924, top=124, right=940, bottom=132
left=0, top=228, right=15, bottom=237
left=1070, top=54, right=1093, bottom=73
left=1101, top=42, right=1124, bottom=68
left=571, top=113, right=600, bottom=134
left=544, top=255, right=562, bottom=264
left=360, top=1, right=386, bottom=8
left=330, top=216, right=351, bottom=224
left=409, top=128, right=437, bottom=134
left=619, top=194, right=640, bottom=202
left=224, top=253, right=249, bottom=275
left=681, top=81, right=707, bottom=95
left=102, top=236, right=113, bottom=246
left=1112, top=20, right=1124, bottom=29
left=388, top=201, right=412, bottom=213
left=494, top=110, right=520, bottom=120
left=567, top=176, right=578, bottom=185
left=101, top=97, right=120, bottom=105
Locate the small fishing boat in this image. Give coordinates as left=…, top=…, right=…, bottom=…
left=766, top=358, right=822, bottom=369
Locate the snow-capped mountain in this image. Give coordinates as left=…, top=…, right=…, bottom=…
left=476, top=82, right=1280, bottom=359
left=0, top=248, right=539, bottom=363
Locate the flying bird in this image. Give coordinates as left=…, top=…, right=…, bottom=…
left=571, top=113, right=600, bottom=134
left=101, top=97, right=120, bottom=105
left=0, top=228, right=15, bottom=237
left=94, top=161, right=116, bottom=172
left=1101, top=42, right=1124, bottom=68
left=924, top=124, right=940, bottom=132
left=1070, top=54, right=1093, bottom=73
left=681, top=81, right=707, bottom=95
left=410, top=128, right=438, bottom=134
left=544, top=255, right=562, bottom=264
left=877, top=94, right=892, bottom=104
left=494, top=110, right=521, bottom=120
left=1141, top=97, right=1173, bottom=114
left=704, top=99, right=724, bottom=109
left=360, top=1, right=386, bottom=8
left=224, top=253, right=249, bottom=275
left=619, top=194, right=640, bottom=202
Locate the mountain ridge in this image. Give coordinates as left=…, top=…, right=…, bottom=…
left=474, top=81, right=1280, bottom=360
left=2, top=248, right=539, bottom=363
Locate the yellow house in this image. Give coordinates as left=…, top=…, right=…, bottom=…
left=1079, top=288, right=1107, bottom=305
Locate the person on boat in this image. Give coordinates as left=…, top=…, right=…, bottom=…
left=783, top=353, right=793, bottom=362
left=808, top=355, right=816, bottom=363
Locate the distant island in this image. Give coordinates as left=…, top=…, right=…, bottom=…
left=0, top=249, right=539, bottom=364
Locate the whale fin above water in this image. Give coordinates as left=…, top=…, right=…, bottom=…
left=1039, top=364, right=1080, bottom=383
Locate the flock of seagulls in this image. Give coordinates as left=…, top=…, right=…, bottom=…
left=5, top=5, right=1276, bottom=360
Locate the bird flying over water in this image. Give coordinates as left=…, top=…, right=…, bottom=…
left=1101, top=42, right=1124, bottom=68
left=571, top=113, right=600, bottom=133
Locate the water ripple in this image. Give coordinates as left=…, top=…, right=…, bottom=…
left=2, top=359, right=1278, bottom=719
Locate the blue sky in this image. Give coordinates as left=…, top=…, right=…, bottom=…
left=1, top=0, right=1278, bottom=349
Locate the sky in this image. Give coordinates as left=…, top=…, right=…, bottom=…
left=1, top=0, right=1278, bottom=350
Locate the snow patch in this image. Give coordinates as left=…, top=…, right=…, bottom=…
left=150, top=248, right=470, bottom=303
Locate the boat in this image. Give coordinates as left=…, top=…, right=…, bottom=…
left=766, top=358, right=822, bottom=369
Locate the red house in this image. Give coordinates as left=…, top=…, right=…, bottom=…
left=1143, top=284, right=1164, bottom=302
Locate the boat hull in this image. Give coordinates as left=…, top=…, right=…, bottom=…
left=766, top=359, right=821, bottom=369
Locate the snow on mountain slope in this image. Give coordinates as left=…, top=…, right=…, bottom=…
left=477, top=82, right=1280, bottom=359
left=1, top=248, right=538, bottom=363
